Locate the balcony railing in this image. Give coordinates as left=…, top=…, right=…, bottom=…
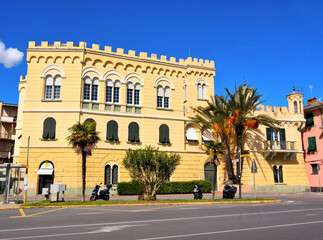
left=1, top=116, right=16, bottom=123
left=0, top=133, right=15, bottom=140
left=263, top=140, right=296, bottom=151
left=263, top=140, right=297, bottom=161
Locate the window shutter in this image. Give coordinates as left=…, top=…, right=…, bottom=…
left=306, top=113, right=314, bottom=127
left=278, top=166, right=283, bottom=183
left=164, top=124, right=169, bottom=143
left=159, top=125, right=164, bottom=143
left=112, top=121, right=118, bottom=141
left=112, top=165, right=118, bottom=184
left=273, top=166, right=278, bottom=183
left=48, top=118, right=56, bottom=139
left=85, top=118, right=96, bottom=131
left=266, top=128, right=272, bottom=141
left=107, top=121, right=113, bottom=140
left=105, top=165, right=111, bottom=185
left=134, top=123, right=140, bottom=142
left=279, top=128, right=286, bottom=141
left=43, top=118, right=50, bottom=139
left=128, top=122, right=134, bottom=141
left=308, top=137, right=317, bottom=151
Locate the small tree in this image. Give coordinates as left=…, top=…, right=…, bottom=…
left=123, top=146, right=181, bottom=201
left=66, top=121, right=100, bottom=202
left=203, top=141, right=224, bottom=200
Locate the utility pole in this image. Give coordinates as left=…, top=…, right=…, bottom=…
left=238, top=150, right=241, bottom=199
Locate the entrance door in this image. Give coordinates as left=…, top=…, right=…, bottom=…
left=38, top=175, right=54, bottom=194
left=204, top=163, right=217, bottom=191
left=37, top=161, right=54, bottom=194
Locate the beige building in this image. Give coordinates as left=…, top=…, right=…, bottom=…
left=0, top=101, right=17, bottom=163
left=13, top=41, right=215, bottom=195
left=14, top=41, right=309, bottom=196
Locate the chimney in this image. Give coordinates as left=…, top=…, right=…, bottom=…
left=307, top=97, right=317, bottom=105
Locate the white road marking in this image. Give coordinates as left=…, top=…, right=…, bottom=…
left=0, top=225, right=143, bottom=240
left=136, top=220, right=323, bottom=240
left=2, top=207, right=323, bottom=234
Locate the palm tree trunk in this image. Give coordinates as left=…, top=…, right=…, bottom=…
left=223, top=137, right=235, bottom=183
left=236, top=131, right=243, bottom=183
left=212, top=155, right=217, bottom=200
left=82, top=151, right=86, bottom=202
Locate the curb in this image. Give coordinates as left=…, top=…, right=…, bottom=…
left=0, top=200, right=280, bottom=210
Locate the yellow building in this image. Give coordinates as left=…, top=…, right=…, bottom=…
left=14, top=41, right=309, bottom=196
left=13, top=41, right=215, bottom=195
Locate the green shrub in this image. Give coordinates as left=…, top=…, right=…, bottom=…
left=117, top=180, right=211, bottom=195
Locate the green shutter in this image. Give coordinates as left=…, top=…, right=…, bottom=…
left=107, top=121, right=113, bottom=140
left=159, top=125, right=164, bottom=143
left=280, top=129, right=286, bottom=141
left=43, top=118, right=55, bottom=139
left=128, top=123, right=134, bottom=141
left=308, top=137, right=317, bottom=151
left=134, top=123, right=140, bottom=142
left=85, top=118, right=96, bottom=131
left=112, top=121, right=118, bottom=141
left=306, top=113, right=314, bottom=127
left=266, top=128, right=272, bottom=141
left=48, top=118, right=56, bottom=139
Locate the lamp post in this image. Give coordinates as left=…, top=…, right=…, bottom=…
left=23, top=136, right=30, bottom=204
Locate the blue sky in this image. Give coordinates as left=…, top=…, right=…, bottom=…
left=0, top=0, right=322, bottom=107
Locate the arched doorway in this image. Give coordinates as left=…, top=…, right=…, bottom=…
left=204, top=162, right=217, bottom=191
left=37, top=161, right=54, bottom=194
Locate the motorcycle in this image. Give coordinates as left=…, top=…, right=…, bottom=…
left=193, top=183, right=203, bottom=199
left=222, top=184, right=237, bottom=199
left=90, top=183, right=112, bottom=201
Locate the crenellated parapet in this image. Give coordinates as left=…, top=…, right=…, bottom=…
left=27, top=41, right=215, bottom=74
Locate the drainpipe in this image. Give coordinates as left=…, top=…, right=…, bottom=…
left=320, top=108, right=323, bottom=129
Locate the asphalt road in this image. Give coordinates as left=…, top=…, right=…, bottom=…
left=1, top=194, right=323, bottom=240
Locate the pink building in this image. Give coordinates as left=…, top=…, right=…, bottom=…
left=302, top=97, right=323, bottom=191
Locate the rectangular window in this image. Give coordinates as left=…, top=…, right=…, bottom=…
left=134, top=89, right=140, bottom=105
left=312, top=164, right=319, bottom=175
left=308, top=137, right=317, bottom=152
left=91, top=85, right=98, bottom=101
left=45, top=86, right=52, bottom=99
left=53, top=86, right=60, bottom=99
left=106, top=86, right=112, bottom=102
left=127, top=89, right=133, bottom=104
left=113, top=87, right=120, bottom=103
left=83, top=84, right=91, bottom=100
left=157, top=96, right=163, bottom=108
left=164, top=97, right=169, bottom=108
left=306, top=112, right=314, bottom=127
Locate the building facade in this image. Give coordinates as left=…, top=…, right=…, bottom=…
left=13, top=41, right=215, bottom=195
left=13, top=41, right=309, bottom=196
left=241, top=89, right=309, bottom=192
left=0, top=101, right=17, bottom=163
left=302, top=97, right=323, bottom=191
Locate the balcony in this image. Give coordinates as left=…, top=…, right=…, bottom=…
left=1, top=116, right=16, bottom=123
left=263, top=140, right=297, bottom=160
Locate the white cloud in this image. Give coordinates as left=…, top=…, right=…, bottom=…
left=0, top=41, right=24, bottom=68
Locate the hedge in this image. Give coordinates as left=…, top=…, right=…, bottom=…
left=117, top=180, right=212, bottom=195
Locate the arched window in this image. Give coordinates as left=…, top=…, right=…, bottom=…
left=128, top=122, right=140, bottom=142
left=273, top=165, right=283, bottom=183
left=105, top=164, right=118, bottom=185
left=45, top=75, right=61, bottom=100
left=186, top=126, right=198, bottom=142
left=134, top=84, right=140, bottom=105
left=84, top=118, right=96, bottom=131
left=107, top=120, right=118, bottom=141
left=197, top=82, right=206, bottom=100
left=294, top=101, right=298, bottom=113
left=43, top=117, right=56, bottom=139
left=127, top=82, right=134, bottom=105
left=112, top=165, right=118, bottom=184
left=83, top=77, right=99, bottom=101
left=299, top=101, right=302, bottom=113
left=202, top=128, right=214, bottom=142
left=159, top=124, right=170, bottom=144
left=106, top=80, right=113, bottom=103
left=114, top=81, right=120, bottom=103
left=157, top=85, right=170, bottom=109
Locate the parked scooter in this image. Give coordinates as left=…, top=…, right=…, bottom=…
left=90, top=183, right=112, bottom=201
left=193, top=183, right=203, bottom=199
left=222, top=184, right=237, bottom=199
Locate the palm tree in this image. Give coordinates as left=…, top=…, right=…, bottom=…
left=225, top=84, right=280, bottom=180
left=191, top=96, right=236, bottom=183
left=66, top=121, right=100, bottom=201
left=203, top=141, right=224, bottom=200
